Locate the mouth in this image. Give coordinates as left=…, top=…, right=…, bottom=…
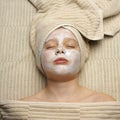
left=54, top=57, right=69, bottom=64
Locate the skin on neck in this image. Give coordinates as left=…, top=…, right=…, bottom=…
left=44, top=76, right=81, bottom=101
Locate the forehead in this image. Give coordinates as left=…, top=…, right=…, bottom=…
left=45, top=28, right=78, bottom=42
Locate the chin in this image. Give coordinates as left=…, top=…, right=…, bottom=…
left=45, top=69, right=78, bottom=81
left=52, top=69, right=78, bottom=76
left=44, top=66, right=79, bottom=78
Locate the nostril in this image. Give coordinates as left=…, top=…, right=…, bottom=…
left=55, top=49, right=60, bottom=55
left=55, top=48, right=66, bottom=55
left=62, top=51, right=64, bottom=53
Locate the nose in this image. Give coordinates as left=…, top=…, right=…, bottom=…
left=55, top=47, right=66, bottom=55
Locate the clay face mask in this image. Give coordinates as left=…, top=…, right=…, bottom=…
left=41, top=28, right=81, bottom=78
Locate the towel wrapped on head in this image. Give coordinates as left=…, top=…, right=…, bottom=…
left=29, top=0, right=107, bottom=74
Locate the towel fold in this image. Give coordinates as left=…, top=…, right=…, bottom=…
left=29, top=0, right=120, bottom=37
left=0, top=100, right=120, bottom=120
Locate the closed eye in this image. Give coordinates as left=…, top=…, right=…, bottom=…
left=66, top=45, right=76, bottom=49
left=46, top=45, right=56, bottom=49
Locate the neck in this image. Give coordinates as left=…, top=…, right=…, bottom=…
left=44, top=78, right=81, bottom=102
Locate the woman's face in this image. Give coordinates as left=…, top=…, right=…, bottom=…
left=41, top=28, right=81, bottom=79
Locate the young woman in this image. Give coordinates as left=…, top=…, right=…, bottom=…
left=21, top=26, right=115, bottom=102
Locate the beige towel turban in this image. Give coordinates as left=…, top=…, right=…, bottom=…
left=28, top=0, right=120, bottom=74
left=29, top=0, right=103, bottom=74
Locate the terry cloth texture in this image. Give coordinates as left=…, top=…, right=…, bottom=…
left=0, top=0, right=120, bottom=102
left=29, top=0, right=103, bottom=73
left=0, top=101, right=120, bottom=120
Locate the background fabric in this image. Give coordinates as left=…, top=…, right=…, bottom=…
left=0, top=0, right=120, bottom=101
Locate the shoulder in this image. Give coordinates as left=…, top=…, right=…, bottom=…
left=93, top=92, right=116, bottom=102
left=77, top=87, right=115, bottom=102
left=19, top=93, right=44, bottom=102
left=19, top=96, right=37, bottom=101
left=79, top=87, right=116, bottom=102
left=19, top=90, right=48, bottom=102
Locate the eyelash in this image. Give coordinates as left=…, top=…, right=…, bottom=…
left=66, top=45, right=75, bottom=48
left=46, top=46, right=56, bottom=49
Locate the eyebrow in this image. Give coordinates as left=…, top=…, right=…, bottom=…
left=45, top=39, right=57, bottom=44
left=45, top=37, right=77, bottom=43
left=63, top=38, right=77, bottom=41
left=63, top=38, right=78, bottom=44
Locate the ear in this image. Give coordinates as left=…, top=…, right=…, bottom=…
left=28, top=0, right=51, bottom=12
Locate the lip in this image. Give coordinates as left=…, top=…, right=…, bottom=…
left=54, top=57, right=69, bottom=64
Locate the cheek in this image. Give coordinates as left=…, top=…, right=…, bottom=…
left=66, top=50, right=81, bottom=64
left=41, top=50, right=55, bottom=64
